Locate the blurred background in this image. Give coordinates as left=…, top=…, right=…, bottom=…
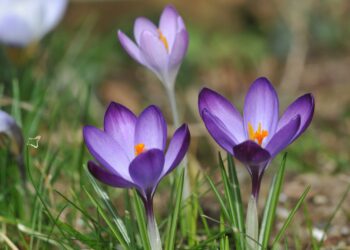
left=0, top=0, right=349, bottom=248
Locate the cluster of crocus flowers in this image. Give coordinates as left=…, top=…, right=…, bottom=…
left=0, top=0, right=68, bottom=47
left=118, top=5, right=189, bottom=90
left=83, top=102, right=190, bottom=250
left=198, top=77, right=315, bottom=200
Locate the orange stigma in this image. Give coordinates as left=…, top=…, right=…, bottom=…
left=158, top=29, right=169, bottom=52
left=248, top=122, right=269, bottom=146
left=134, top=143, right=145, bottom=156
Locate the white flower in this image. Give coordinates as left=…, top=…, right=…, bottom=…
left=0, top=0, right=68, bottom=46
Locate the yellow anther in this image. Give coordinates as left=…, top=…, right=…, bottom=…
left=158, top=29, right=169, bottom=52
left=248, top=122, right=269, bottom=146
left=134, top=143, right=145, bottom=156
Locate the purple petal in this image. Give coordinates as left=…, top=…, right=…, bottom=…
left=163, top=124, right=190, bottom=176
left=278, top=94, right=315, bottom=142
left=159, top=5, right=179, bottom=51
left=139, top=30, right=168, bottom=79
left=233, top=141, right=270, bottom=200
left=243, top=77, right=279, bottom=145
left=0, top=109, right=24, bottom=155
left=133, top=17, right=158, bottom=45
left=177, top=16, right=186, bottom=32
left=118, top=30, right=146, bottom=66
left=88, top=161, right=134, bottom=188
left=266, top=115, right=301, bottom=157
left=201, top=109, right=237, bottom=154
left=0, top=15, right=33, bottom=46
left=169, top=29, right=189, bottom=69
left=233, top=141, right=271, bottom=171
left=41, top=0, right=68, bottom=37
left=104, top=102, right=137, bottom=160
left=199, top=88, right=245, bottom=143
left=135, top=105, right=167, bottom=151
left=83, top=126, right=131, bottom=181
left=129, top=149, right=164, bottom=197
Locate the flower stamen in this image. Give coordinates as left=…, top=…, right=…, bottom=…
left=157, top=29, right=169, bottom=52
left=248, top=122, right=268, bottom=146
left=134, top=143, right=145, bottom=156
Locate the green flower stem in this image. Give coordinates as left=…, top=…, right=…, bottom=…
left=165, top=85, right=190, bottom=201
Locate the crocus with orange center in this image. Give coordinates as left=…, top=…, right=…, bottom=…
left=198, top=77, right=315, bottom=199
left=83, top=102, right=190, bottom=250
left=117, top=5, right=189, bottom=90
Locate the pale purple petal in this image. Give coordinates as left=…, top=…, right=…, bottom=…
left=0, top=15, right=33, bottom=46
left=243, top=77, right=279, bottom=145
left=133, top=17, right=158, bottom=45
left=88, top=161, right=134, bottom=188
left=118, top=30, right=146, bottom=66
left=135, top=105, right=167, bottom=151
left=278, top=94, right=315, bottom=142
left=41, top=0, right=68, bottom=37
left=139, top=30, right=169, bottom=78
left=169, top=29, right=188, bottom=69
left=201, top=109, right=237, bottom=154
left=266, top=115, right=301, bottom=157
left=199, top=88, right=245, bottom=142
left=159, top=5, right=179, bottom=50
left=163, top=124, right=190, bottom=176
left=177, top=16, right=186, bottom=32
left=0, top=109, right=24, bottom=155
left=104, top=102, right=137, bottom=160
left=83, top=126, right=131, bottom=181
left=129, top=149, right=164, bottom=197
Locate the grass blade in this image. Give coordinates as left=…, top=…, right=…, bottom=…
left=259, top=153, right=287, bottom=250
left=84, top=187, right=129, bottom=249
left=165, top=169, right=185, bottom=250
left=272, top=185, right=311, bottom=246
left=85, top=168, right=131, bottom=247
left=206, top=175, right=231, bottom=224
left=218, top=152, right=245, bottom=250
left=318, top=182, right=350, bottom=247
left=132, top=189, right=151, bottom=250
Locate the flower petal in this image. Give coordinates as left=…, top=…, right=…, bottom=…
left=104, top=102, right=137, bottom=160
left=41, top=0, right=67, bottom=37
left=118, top=30, right=146, bottom=66
left=201, top=109, right=237, bottom=154
left=83, top=126, right=131, bottom=181
left=129, top=149, right=164, bottom=197
left=278, top=94, right=315, bottom=142
left=233, top=140, right=271, bottom=170
left=139, top=30, right=168, bottom=80
left=0, top=109, right=24, bottom=156
left=243, top=77, right=279, bottom=145
left=199, top=88, right=245, bottom=142
left=0, top=15, right=34, bottom=46
left=163, top=124, right=190, bottom=176
left=266, top=115, right=301, bottom=157
left=159, top=5, right=179, bottom=50
left=133, top=17, right=158, bottom=45
left=88, top=161, right=134, bottom=188
left=135, top=105, right=167, bottom=151
left=169, top=29, right=189, bottom=69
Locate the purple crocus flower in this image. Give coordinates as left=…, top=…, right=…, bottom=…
left=83, top=102, right=190, bottom=249
left=0, top=0, right=68, bottom=47
left=198, top=77, right=314, bottom=199
left=117, top=5, right=189, bottom=89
